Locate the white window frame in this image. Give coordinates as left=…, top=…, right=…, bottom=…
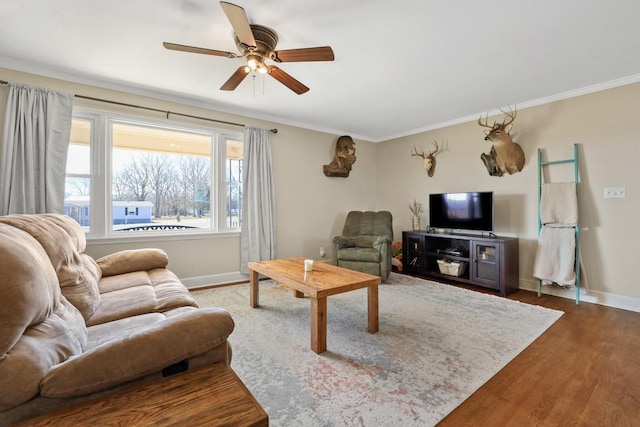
left=71, top=107, right=243, bottom=243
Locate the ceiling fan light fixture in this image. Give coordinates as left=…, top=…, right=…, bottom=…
left=247, top=55, right=260, bottom=69
left=245, top=54, right=265, bottom=73
left=245, top=53, right=269, bottom=74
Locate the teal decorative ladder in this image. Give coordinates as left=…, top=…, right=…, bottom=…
left=537, top=143, right=580, bottom=304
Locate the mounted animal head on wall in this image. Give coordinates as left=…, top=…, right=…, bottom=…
left=411, top=140, right=442, bottom=177
left=323, top=135, right=356, bottom=177
left=478, top=106, right=525, bottom=176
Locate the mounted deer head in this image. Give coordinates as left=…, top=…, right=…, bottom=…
left=478, top=107, right=525, bottom=176
left=412, top=140, right=441, bottom=177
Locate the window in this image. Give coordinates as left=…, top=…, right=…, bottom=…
left=64, top=108, right=243, bottom=238
left=65, top=118, right=92, bottom=230
left=225, top=140, right=243, bottom=229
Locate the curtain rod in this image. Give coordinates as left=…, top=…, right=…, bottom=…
left=0, top=80, right=277, bottom=134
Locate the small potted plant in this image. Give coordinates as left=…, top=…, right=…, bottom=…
left=409, top=200, right=424, bottom=231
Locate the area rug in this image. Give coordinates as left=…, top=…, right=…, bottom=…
left=192, top=272, right=563, bottom=426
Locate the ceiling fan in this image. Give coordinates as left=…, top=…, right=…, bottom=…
left=163, top=1, right=334, bottom=95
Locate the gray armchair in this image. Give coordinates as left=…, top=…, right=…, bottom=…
left=333, top=211, right=393, bottom=281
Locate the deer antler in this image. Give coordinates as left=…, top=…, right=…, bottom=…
left=411, top=146, right=426, bottom=159
left=428, top=140, right=440, bottom=156
left=479, top=106, right=518, bottom=129
left=478, top=113, right=494, bottom=129
left=500, top=106, right=517, bottom=127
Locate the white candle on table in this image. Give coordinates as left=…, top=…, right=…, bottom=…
left=304, top=259, right=314, bottom=272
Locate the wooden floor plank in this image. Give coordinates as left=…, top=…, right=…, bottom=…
left=439, top=286, right=640, bottom=426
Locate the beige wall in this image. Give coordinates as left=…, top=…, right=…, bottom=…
left=377, top=82, right=640, bottom=304
left=1, top=67, right=638, bottom=307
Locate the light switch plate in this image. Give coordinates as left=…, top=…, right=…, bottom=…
left=604, top=187, right=625, bottom=198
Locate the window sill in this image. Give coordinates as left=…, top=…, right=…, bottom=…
left=87, top=230, right=240, bottom=245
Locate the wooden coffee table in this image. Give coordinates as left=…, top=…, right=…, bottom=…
left=247, top=257, right=380, bottom=354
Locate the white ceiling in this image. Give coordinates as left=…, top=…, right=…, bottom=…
left=2, top=0, right=640, bottom=142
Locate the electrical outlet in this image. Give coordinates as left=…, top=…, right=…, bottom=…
left=604, top=187, right=625, bottom=199
left=320, top=247, right=326, bottom=258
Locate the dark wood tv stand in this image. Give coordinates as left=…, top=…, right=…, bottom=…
left=402, top=231, right=519, bottom=296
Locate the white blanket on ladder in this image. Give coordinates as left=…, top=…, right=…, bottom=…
left=534, top=182, right=578, bottom=286
left=533, top=224, right=576, bottom=286
left=539, top=182, right=578, bottom=225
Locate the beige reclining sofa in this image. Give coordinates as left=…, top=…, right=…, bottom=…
left=0, top=214, right=234, bottom=425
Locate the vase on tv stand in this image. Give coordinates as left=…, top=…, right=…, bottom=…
left=408, top=199, right=424, bottom=231
left=412, top=215, right=421, bottom=231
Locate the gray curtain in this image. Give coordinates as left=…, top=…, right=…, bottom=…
left=0, top=82, right=74, bottom=215
left=240, top=126, right=276, bottom=274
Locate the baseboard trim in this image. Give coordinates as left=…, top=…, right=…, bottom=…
left=519, top=278, right=640, bottom=313
left=182, top=272, right=248, bottom=290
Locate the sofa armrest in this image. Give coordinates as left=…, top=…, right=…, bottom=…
left=97, top=249, right=169, bottom=277
left=40, top=308, right=234, bottom=398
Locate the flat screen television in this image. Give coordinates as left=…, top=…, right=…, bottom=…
left=429, top=191, right=494, bottom=232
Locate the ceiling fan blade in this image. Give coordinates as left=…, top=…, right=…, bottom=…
left=220, top=66, right=250, bottom=91
left=220, top=1, right=256, bottom=49
left=274, top=46, right=335, bottom=62
left=267, top=66, right=309, bottom=95
left=163, top=42, right=237, bottom=58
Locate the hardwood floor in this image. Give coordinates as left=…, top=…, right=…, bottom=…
left=439, top=288, right=640, bottom=426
